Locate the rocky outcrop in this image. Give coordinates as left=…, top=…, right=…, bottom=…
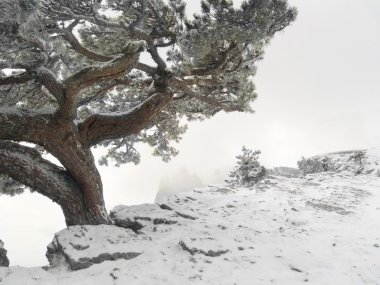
left=110, top=203, right=197, bottom=231
left=0, top=239, right=9, bottom=267
left=46, top=225, right=144, bottom=271
left=179, top=240, right=229, bottom=257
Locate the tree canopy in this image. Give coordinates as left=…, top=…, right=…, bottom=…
left=0, top=0, right=296, bottom=225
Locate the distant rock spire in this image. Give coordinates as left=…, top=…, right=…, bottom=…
left=0, top=239, right=9, bottom=267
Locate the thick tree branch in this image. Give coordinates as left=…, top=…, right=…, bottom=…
left=0, top=141, right=83, bottom=211
left=154, top=38, right=176, bottom=48
left=35, top=66, right=65, bottom=106
left=0, top=141, right=91, bottom=225
left=63, top=29, right=114, bottom=62
left=78, top=92, right=173, bottom=146
left=0, top=72, right=33, bottom=86
left=146, top=41, right=166, bottom=71
left=64, top=42, right=144, bottom=94
left=55, top=42, right=144, bottom=119
left=62, top=29, right=155, bottom=75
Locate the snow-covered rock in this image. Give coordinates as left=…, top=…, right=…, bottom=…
left=46, top=225, right=146, bottom=271
left=0, top=239, right=9, bottom=267
left=110, top=203, right=180, bottom=230
left=1, top=150, right=380, bottom=284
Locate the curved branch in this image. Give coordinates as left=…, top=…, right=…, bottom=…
left=63, top=29, right=114, bottom=62
left=61, top=29, right=156, bottom=75
left=78, top=92, right=173, bottom=146
left=64, top=42, right=144, bottom=94
left=57, top=43, right=144, bottom=119
left=0, top=141, right=80, bottom=205
left=146, top=41, right=166, bottom=71
left=154, top=38, right=176, bottom=48
left=0, top=141, right=90, bottom=225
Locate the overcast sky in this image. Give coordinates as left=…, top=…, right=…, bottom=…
left=1, top=0, right=379, bottom=266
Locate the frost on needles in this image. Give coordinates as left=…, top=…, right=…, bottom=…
left=227, top=146, right=266, bottom=187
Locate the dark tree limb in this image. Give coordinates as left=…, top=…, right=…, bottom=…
left=0, top=72, right=33, bottom=85
left=146, top=41, right=166, bottom=71
left=62, top=28, right=156, bottom=75
left=63, top=29, right=114, bottom=62
left=64, top=43, right=143, bottom=94
left=0, top=141, right=88, bottom=225
left=56, top=43, right=143, bottom=119
left=35, top=66, right=66, bottom=106
left=78, top=92, right=173, bottom=146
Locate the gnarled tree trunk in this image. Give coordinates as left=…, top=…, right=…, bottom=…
left=0, top=140, right=111, bottom=226
left=0, top=86, right=172, bottom=226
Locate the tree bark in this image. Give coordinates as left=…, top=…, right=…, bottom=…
left=0, top=112, right=111, bottom=225
left=0, top=141, right=93, bottom=225
left=43, top=121, right=112, bottom=225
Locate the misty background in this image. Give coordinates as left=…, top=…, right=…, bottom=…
left=0, top=0, right=379, bottom=266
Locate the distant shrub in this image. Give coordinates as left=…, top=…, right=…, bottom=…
left=297, top=156, right=334, bottom=175
left=227, top=146, right=266, bottom=187
left=349, top=151, right=365, bottom=165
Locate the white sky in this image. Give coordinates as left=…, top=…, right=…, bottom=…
left=1, top=0, right=380, bottom=266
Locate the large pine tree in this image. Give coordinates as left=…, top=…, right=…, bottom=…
left=0, top=0, right=296, bottom=225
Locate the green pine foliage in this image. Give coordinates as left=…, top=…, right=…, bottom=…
left=228, top=146, right=266, bottom=187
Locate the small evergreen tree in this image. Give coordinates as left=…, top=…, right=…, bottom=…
left=228, top=146, right=266, bottom=187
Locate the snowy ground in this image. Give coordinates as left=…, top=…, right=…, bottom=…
left=1, top=151, right=380, bottom=284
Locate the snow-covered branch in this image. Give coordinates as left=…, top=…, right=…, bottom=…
left=78, top=92, right=173, bottom=146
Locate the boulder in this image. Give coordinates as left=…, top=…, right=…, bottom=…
left=110, top=204, right=186, bottom=231
left=46, top=225, right=146, bottom=270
